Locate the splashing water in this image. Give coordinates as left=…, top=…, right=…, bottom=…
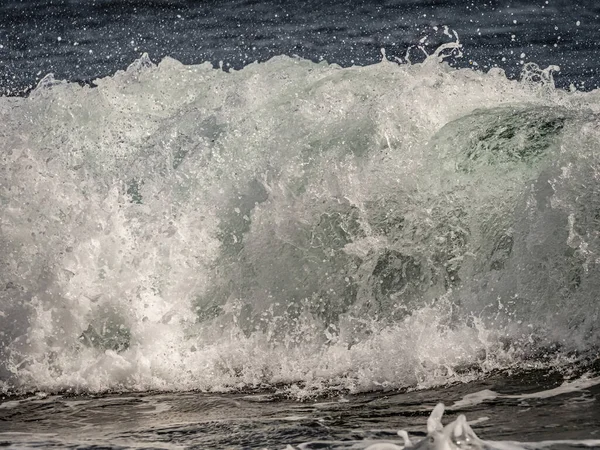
left=1, top=40, right=600, bottom=397
left=359, top=403, right=488, bottom=450
left=295, top=402, right=600, bottom=450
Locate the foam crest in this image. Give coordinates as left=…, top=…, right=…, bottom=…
left=1, top=44, right=600, bottom=395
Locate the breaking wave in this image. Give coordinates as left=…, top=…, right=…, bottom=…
left=1, top=42, right=600, bottom=396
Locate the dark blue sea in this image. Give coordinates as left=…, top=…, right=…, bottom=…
left=1, top=1, right=600, bottom=448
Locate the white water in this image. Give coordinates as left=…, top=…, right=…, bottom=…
left=296, top=403, right=600, bottom=450
left=1, top=42, right=600, bottom=396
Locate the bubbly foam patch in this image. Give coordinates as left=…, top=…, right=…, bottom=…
left=1, top=44, right=600, bottom=395
left=452, top=374, right=600, bottom=409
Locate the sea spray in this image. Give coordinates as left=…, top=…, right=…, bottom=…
left=1, top=45, right=600, bottom=395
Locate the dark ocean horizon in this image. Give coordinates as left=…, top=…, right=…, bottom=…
left=1, top=0, right=600, bottom=95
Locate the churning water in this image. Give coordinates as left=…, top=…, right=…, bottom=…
left=1, top=1, right=600, bottom=448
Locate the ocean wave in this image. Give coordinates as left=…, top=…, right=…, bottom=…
left=1, top=43, right=599, bottom=396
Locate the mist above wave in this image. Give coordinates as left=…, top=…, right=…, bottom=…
left=1, top=45, right=599, bottom=395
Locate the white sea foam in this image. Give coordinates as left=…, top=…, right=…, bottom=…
left=1, top=41, right=600, bottom=396
left=452, top=374, right=600, bottom=408
left=296, top=403, right=600, bottom=450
